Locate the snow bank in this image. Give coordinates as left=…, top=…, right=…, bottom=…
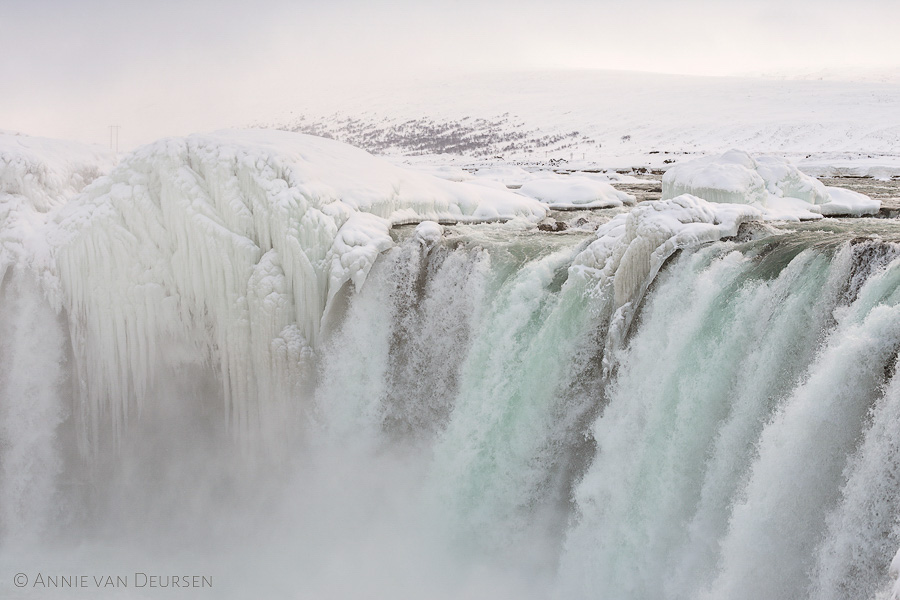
left=43, top=129, right=545, bottom=437
left=398, top=164, right=474, bottom=182
left=662, top=150, right=880, bottom=219
left=470, top=166, right=648, bottom=189
left=0, top=133, right=113, bottom=283
left=518, top=176, right=636, bottom=210
left=798, top=156, right=900, bottom=180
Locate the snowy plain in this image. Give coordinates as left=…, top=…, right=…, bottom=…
left=254, top=69, right=900, bottom=177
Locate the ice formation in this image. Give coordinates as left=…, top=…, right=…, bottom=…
left=891, top=550, right=900, bottom=600
left=662, top=149, right=881, bottom=219
left=413, top=220, right=444, bottom=245
left=0, top=133, right=114, bottom=541
left=0, top=133, right=113, bottom=284
left=570, top=194, right=760, bottom=361
left=8, top=129, right=546, bottom=439
left=518, top=175, right=636, bottom=209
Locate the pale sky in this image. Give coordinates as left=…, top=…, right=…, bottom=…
left=3, top=0, right=899, bottom=148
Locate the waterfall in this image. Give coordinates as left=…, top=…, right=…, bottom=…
left=3, top=212, right=900, bottom=599
left=0, top=269, right=68, bottom=542
left=560, top=234, right=900, bottom=599
left=312, top=220, right=900, bottom=599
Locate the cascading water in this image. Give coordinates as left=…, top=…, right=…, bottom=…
left=0, top=269, right=68, bottom=543
left=560, top=229, right=900, bottom=600
left=319, top=217, right=900, bottom=599
left=312, top=218, right=900, bottom=600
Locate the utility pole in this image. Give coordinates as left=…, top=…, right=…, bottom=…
left=109, top=125, right=121, bottom=154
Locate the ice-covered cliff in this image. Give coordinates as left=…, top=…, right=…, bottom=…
left=6, top=129, right=548, bottom=440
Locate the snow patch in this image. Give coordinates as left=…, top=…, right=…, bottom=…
left=472, top=165, right=534, bottom=187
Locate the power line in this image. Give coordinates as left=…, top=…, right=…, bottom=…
left=108, top=125, right=121, bottom=154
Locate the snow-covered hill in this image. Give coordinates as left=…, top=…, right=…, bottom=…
left=255, top=70, right=900, bottom=173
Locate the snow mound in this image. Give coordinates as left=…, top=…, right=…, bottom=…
left=414, top=221, right=443, bottom=245
left=662, top=150, right=880, bottom=219
left=518, top=176, right=636, bottom=209
left=0, top=133, right=113, bottom=283
left=45, top=129, right=545, bottom=436
left=815, top=186, right=881, bottom=216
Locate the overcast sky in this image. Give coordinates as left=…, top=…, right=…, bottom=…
left=3, top=0, right=899, bottom=147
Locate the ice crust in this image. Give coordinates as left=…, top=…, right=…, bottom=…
left=662, top=149, right=881, bottom=219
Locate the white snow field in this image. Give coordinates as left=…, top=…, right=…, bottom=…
left=662, top=150, right=881, bottom=220
left=260, top=70, right=900, bottom=174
